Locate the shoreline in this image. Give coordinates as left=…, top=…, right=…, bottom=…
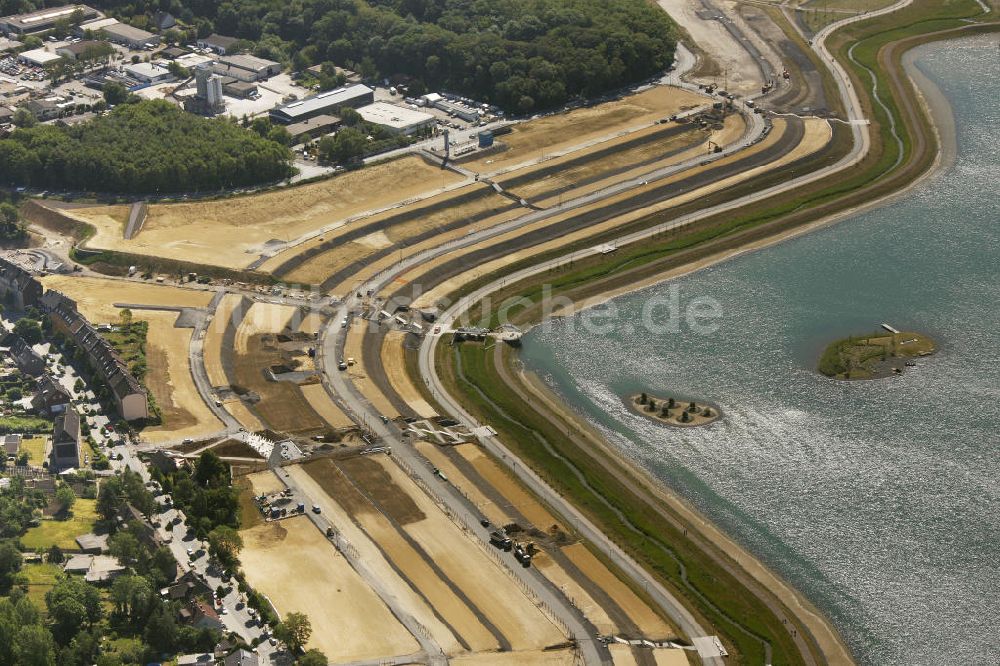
left=537, top=36, right=961, bottom=323
left=514, top=34, right=973, bottom=666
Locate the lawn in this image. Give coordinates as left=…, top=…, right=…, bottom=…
left=20, top=563, right=63, bottom=612
left=19, top=435, right=48, bottom=463
left=21, top=498, right=98, bottom=551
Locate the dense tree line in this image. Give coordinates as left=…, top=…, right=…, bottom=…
left=155, top=451, right=240, bottom=539
left=0, top=100, right=293, bottom=193
left=71, top=0, right=677, bottom=113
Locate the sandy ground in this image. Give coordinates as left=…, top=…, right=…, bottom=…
left=609, top=645, right=640, bottom=666
left=240, top=516, right=419, bottom=661
left=343, top=321, right=400, bottom=418
left=204, top=294, right=244, bottom=387
left=531, top=552, right=616, bottom=636
left=233, top=303, right=299, bottom=353
left=562, top=544, right=676, bottom=638
left=414, top=441, right=511, bottom=528
left=246, top=469, right=285, bottom=496
left=381, top=331, right=437, bottom=418
left=654, top=650, right=692, bottom=665
left=257, top=182, right=497, bottom=275
left=449, top=650, right=576, bottom=665
left=224, top=399, right=265, bottom=432
left=327, top=206, right=524, bottom=297
left=286, top=463, right=466, bottom=654
left=68, top=157, right=461, bottom=269
left=505, top=121, right=712, bottom=202
left=463, top=87, right=705, bottom=173
left=372, top=457, right=565, bottom=650
left=527, top=115, right=745, bottom=208
left=656, top=0, right=763, bottom=95
left=297, top=312, right=325, bottom=336
left=272, top=186, right=515, bottom=287
left=299, top=384, right=356, bottom=429
left=455, top=444, right=563, bottom=533
left=411, top=117, right=832, bottom=310
left=39, top=276, right=213, bottom=321
left=140, top=311, right=223, bottom=443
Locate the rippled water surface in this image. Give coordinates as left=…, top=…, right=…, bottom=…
left=520, top=39, right=1000, bottom=665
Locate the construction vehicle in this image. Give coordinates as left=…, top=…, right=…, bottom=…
left=490, top=530, right=513, bottom=551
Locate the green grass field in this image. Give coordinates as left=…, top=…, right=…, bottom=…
left=20, top=563, right=63, bottom=612
left=18, top=436, right=48, bottom=463
left=21, top=498, right=98, bottom=551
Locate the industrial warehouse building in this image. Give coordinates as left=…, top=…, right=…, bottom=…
left=124, top=62, right=174, bottom=84
left=18, top=48, right=62, bottom=67
left=197, top=34, right=239, bottom=55
left=75, top=16, right=118, bottom=37
left=211, top=54, right=281, bottom=82
left=102, top=22, right=159, bottom=48
left=285, top=114, right=342, bottom=141
left=270, top=84, right=374, bottom=124
left=56, top=40, right=107, bottom=60
left=0, top=4, right=100, bottom=36
left=357, top=101, right=435, bottom=135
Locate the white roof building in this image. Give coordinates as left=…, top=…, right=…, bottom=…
left=18, top=48, right=62, bottom=67
left=357, top=101, right=435, bottom=135
left=124, top=62, right=174, bottom=84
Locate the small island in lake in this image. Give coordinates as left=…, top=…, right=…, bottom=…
left=818, top=326, right=936, bottom=380
left=629, top=392, right=720, bottom=427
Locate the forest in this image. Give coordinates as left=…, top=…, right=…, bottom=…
left=27, top=0, right=681, bottom=113
left=0, top=100, right=293, bottom=194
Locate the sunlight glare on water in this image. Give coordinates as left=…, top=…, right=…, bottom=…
left=520, top=37, right=1000, bottom=665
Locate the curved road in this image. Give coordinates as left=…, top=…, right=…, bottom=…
left=309, top=3, right=916, bottom=665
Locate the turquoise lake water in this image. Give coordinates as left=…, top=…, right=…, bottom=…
left=520, top=37, right=1000, bottom=665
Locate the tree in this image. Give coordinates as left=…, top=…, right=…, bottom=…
left=47, top=544, right=65, bottom=564
left=103, top=82, right=129, bottom=106
left=208, top=525, right=242, bottom=568
left=12, top=108, right=36, bottom=128
left=97, top=477, right=121, bottom=521
left=318, top=127, right=367, bottom=164
left=55, top=485, right=76, bottom=514
left=109, top=574, right=154, bottom=627
left=13, top=624, right=56, bottom=666
left=0, top=541, right=22, bottom=594
left=0, top=202, right=22, bottom=239
left=194, top=451, right=228, bottom=488
left=45, top=576, right=102, bottom=642
left=143, top=603, right=178, bottom=653
left=298, top=649, right=328, bottom=666
left=108, top=531, right=144, bottom=570
left=274, top=611, right=312, bottom=653
left=13, top=317, right=42, bottom=343
left=638, top=392, right=647, bottom=405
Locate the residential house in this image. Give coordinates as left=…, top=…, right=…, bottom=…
left=223, top=649, right=259, bottom=666
left=50, top=410, right=80, bottom=471
left=42, top=290, right=148, bottom=422
left=6, top=334, right=45, bottom=376
left=2, top=433, right=20, bottom=458
left=74, top=532, right=109, bottom=554
left=184, top=601, right=224, bottom=631
left=30, top=374, right=71, bottom=416
left=0, top=255, right=43, bottom=309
